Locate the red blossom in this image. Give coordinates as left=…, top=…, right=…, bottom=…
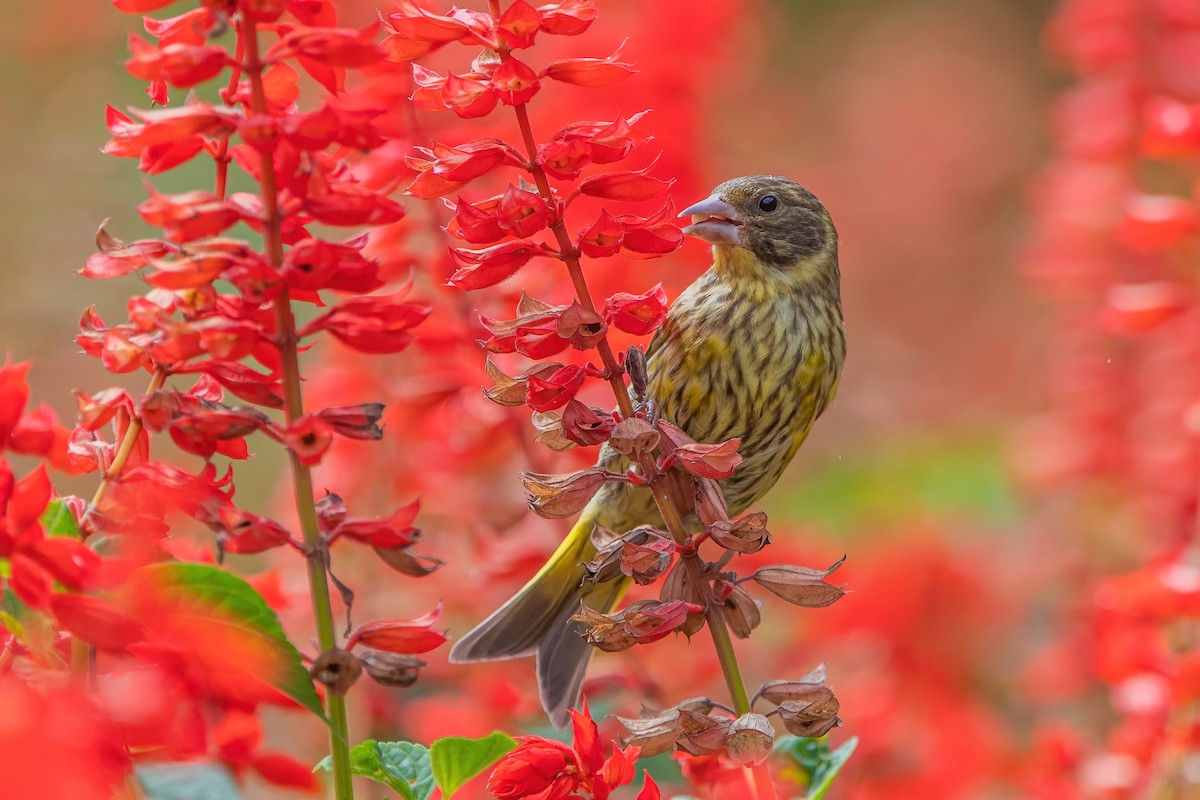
left=450, top=240, right=557, bottom=289
left=491, top=56, right=542, bottom=105
left=300, top=291, right=431, bottom=354
left=579, top=165, right=673, bottom=202
left=325, top=498, right=421, bottom=549
left=280, top=414, right=335, bottom=466
left=526, top=364, right=587, bottom=411
left=138, top=188, right=243, bottom=243
left=488, top=701, right=640, bottom=800
left=124, top=35, right=229, bottom=90
left=266, top=23, right=385, bottom=68
left=345, top=604, right=448, bottom=654
left=50, top=593, right=145, bottom=652
left=498, top=0, right=542, bottom=49
left=1115, top=193, right=1198, bottom=251
left=543, top=50, right=637, bottom=87
left=603, top=284, right=669, bottom=335
left=538, top=0, right=599, bottom=36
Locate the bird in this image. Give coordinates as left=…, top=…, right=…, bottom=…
left=449, top=176, right=846, bottom=728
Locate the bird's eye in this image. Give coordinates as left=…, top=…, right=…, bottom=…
left=759, top=195, right=778, bottom=213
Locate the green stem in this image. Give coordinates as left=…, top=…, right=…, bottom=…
left=500, top=36, right=754, bottom=723
left=238, top=12, right=354, bottom=800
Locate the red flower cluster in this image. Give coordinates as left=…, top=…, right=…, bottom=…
left=0, top=0, right=471, bottom=794
left=487, top=701, right=658, bottom=800
left=1018, top=0, right=1200, bottom=796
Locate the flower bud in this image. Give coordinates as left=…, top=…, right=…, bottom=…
left=725, top=713, right=775, bottom=766
left=309, top=647, right=363, bottom=696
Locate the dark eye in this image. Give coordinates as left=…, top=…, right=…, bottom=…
left=758, top=195, right=778, bottom=213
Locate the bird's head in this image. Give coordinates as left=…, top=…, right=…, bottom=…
left=679, top=176, right=837, bottom=279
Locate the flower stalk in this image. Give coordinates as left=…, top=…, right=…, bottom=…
left=238, top=12, right=354, bottom=799
left=498, top=16, right=754, bottom=722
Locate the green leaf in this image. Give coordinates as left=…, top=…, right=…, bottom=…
left=318, top=740, right=435, bottom=800
left=431, top=732, right=517, bottom=798
left=137, top=562, right=325, bottom=720
left=41, top=499, right=80, bottom=539
left=0, top=610, right=23, bottom=638
left=138, top=762, right=242, bottom=800
left=776, top=736, right=858, bottom=800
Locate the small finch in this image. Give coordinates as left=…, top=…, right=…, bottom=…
left=450, top=176, right=847, bottom=727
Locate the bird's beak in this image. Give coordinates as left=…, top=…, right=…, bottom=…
left=678, top=194, right=743, bottom=246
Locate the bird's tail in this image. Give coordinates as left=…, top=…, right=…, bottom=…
left=448, top=510, right=627, bottom=728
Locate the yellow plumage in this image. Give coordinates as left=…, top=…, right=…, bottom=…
left=450, top=176, right=846, bottom=727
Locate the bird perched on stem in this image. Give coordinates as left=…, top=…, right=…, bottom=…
left=450, top=176, right=847, bottom=727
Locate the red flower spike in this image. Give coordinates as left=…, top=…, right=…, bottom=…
left=450, top=241, right=557, bottom=290
left=538, top=0, right=599, bottom=36
left=544, top=50, right=637, bottom=87
left=499, top=0, right=542, bottom=49
left=527, top=364, right=587, bottom=411
left=498, top=183, right=551, bottom=237
left=281, top=414, right=335, bottom=467
left=491, top=56, right=541, bottom=105
left=345, top=604, right=447, bottom=654
left=50, top=593, right=145, bottom=652
left=604, top=284, right=669, bottom=335
left=580, top=167, right=673, bottom=203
